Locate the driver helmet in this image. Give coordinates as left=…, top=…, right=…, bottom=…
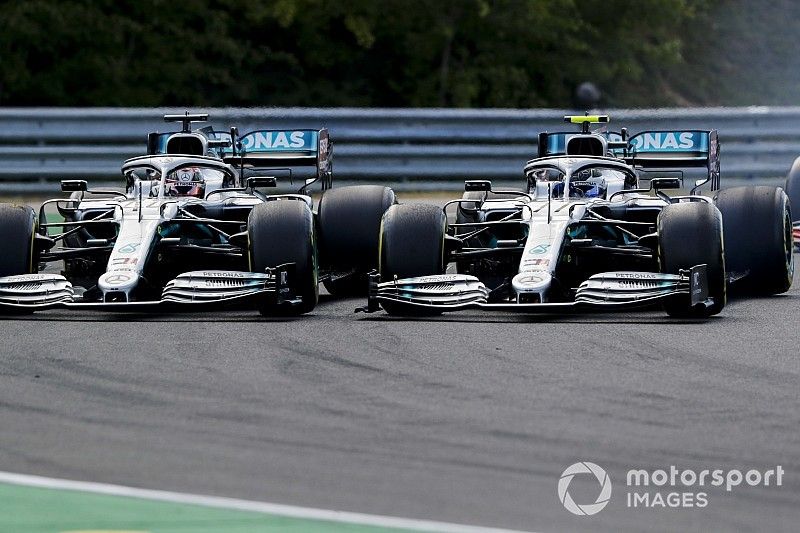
left=582, top=181, right=606, bottom=198
left=568, top=168, right=608, bottom=199
left=165, top=167, right=206, bottom=198
left=549, top=180, right=606, bottom=199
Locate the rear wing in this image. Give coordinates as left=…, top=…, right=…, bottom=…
left=625, top=130, right=720, bottom=190
left=223, top=128, right=332, bottom=189
left=537, top=129, right=720, bottom=190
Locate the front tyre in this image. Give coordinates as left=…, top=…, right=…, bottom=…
left=658, top=201, right=726, bottom=318
left=379, top=204, right=447, bottom=316
left=248, top=200, right=318, bottom=316
left=0, top=204, right=38, bottom=276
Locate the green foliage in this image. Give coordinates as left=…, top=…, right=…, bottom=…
left=0, top=0, right=716, bottom=107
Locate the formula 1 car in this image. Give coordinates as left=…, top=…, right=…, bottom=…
left=363, top=116, right=794, bottom=318
left=0, top=113, right=395, bottom=315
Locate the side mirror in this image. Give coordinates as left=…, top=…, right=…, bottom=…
left=61, top=180, right=88, bottom=192
left=246, top=176, right=277, bottom=189
left=651, top=177, right=682, bottom=191
left=465, top=180, right=492, bottom=192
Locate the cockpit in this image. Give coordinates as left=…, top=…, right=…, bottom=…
left=123, top=159, right=234, bottom=200
left=526, top=162, right=637, bottom=200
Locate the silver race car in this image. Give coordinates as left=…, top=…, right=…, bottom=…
left=364, top=115, right=794, bottom=318
left=0, top=113, right=396, bottom=315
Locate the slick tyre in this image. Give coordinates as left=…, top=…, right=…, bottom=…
left=658, top=201, right=726, bottom=318
left=317, top=185, right=395, bottom=296
left=784, top=156, right=800, bottom=223
left=379, top=204, right=447, bottom=316
left=715, top=186, right=793, bottom=295
left=0, top=204, right=38, bottom=277
left=248, top=200, right=318, bottom=316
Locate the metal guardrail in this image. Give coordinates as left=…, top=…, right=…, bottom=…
left=1, top=107, right=798, bottom=189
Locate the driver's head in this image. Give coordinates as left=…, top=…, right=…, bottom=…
left=165, top=167, right=206, bottom=198
left=582, top=182, right=606, bottom=198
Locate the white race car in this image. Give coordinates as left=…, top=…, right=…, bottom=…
left=364, top=115, right=794, bottom=318
left=0, top=113, right=396, bottom=315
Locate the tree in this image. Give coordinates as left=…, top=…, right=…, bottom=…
left=0, top=0, right=716, bottom=107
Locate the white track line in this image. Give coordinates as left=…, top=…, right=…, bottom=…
left=0, top=471, right=534, bottom=533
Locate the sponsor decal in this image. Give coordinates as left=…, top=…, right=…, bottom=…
left=202, top=279, right=247, bottom=287
left=629, top=131, right=707, bottom=152
left=0, top=274, right=54, bottom=282
left=524, top=258, right=550, bottom=267
left=104, top=273, right=131, bottom=285
left=518, top=273, right=548, bottom=285
left=117, top=243, right=140, bottom=254
left=201, top=271, right=246, bottom=278
left=111, top=257, right=138, bottom=266
left=240, top=130, right=316, bottom=152
left=614, top=272, right=659, bottom=280
left=617, top=279, right=664, bottom=289
left=410, top=275, right=463, bottom=283
left=529, top=244, right=550, bottom=255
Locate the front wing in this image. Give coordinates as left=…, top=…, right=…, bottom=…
left=0, top=265, right=299, bottom=313
left=361, top=265, right=713, bottom=314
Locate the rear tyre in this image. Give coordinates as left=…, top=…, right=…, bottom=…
left=379, top=204, right=447, bottom=316
left=785, top=156, right=800, bottom=223
left=248, top=200, right=318, bottom=316
left=0, top=204, right=38, bottom=277
left=658, top=202, right=726, bottom=318
left=317, top=185, right=395, bottom=296
left=715, top=186, right=793, bottom=295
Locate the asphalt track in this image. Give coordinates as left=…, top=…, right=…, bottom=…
left=0, top=273, right=799, bottom=531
